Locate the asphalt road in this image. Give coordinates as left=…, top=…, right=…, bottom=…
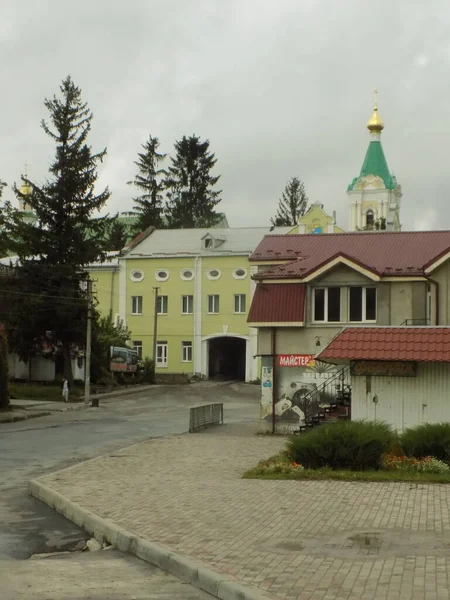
left=0, top=381, right=259, bottom=599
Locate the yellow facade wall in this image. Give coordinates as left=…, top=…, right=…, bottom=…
left=90, top=268, right=119, bottom=316
left=125, top=257, right=196, bottom=373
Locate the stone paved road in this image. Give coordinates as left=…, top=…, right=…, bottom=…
left=37, top=429, right=450, bottom=600
left=3, top=549, right=212, bottom=599
left=1, top=382, right=255, bottom=598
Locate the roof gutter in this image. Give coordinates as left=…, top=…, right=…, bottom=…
left=425, top=275, right=439, bottom=325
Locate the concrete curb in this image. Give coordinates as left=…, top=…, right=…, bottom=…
left=0, top=410, right=53, bottom=423
left=29, top=478, right=274, bottom=600
left=90, top=384, right=158, bottom=401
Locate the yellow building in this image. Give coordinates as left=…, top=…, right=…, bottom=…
left=91, top=226, right=289, bottom=381
left=288, top=201, right=344, bottom=234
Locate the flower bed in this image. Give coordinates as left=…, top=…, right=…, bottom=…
left=244, top=421, right=450, bottom=484
left=381, top=454, right=450, bottom=474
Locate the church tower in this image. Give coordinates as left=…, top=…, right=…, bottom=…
left=347, top=92, right=402, bottom=231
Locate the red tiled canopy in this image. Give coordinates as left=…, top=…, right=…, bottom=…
left=247, top=283, right=306, bottom=324
left=318, top=327, right=450, bottom=363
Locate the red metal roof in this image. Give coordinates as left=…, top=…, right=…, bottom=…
left=250, top=231, right=450, bottom=279
left=247, top=283, right=306, bottom=324
left=317, top=327, right=450, bottom=363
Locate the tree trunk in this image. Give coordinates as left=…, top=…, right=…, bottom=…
left=63, top=342, right=74, bottom=384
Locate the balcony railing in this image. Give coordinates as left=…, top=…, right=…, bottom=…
left=400, top=319, right=430, bottom=326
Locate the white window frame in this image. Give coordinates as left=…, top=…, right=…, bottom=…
left=234, top=294, right=246, bottom=314
left=207, top=294, right=220, bottom=314
left=157, top=295, right=168, bottom=315
left=155, top=269, right=169, bottom=282
left=130, top=269, right=145, bottom=282
left=132, top=340, right=143, bottom=358
left=206, top=269, right=221, bottom=280
left=312, top=287, right=342, bottom=323
left=156, top=341, right=168, bottom=367
left=233, top=268, right=247, bottom=280
left=348, top=286, right=377, bottom=323
left=182, top=295, right=194, bottom=315
left=180, top=268, right=195, bottom=281
left=131, top=295, right=143, bottom=315
left=181, top=341, right=192, bottom=362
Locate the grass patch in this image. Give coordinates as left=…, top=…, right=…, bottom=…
left=10, top=383, right=83, bottom=402
left=243, top=465, right=450, bottom=484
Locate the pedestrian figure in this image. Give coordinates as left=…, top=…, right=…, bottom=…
left=62, top=377, right=70, bottom=402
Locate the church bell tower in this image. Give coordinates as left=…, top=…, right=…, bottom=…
left=347, top=92, right=402, bottom=232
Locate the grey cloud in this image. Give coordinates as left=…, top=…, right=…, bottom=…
left=2, top=0, right=450, bottom=230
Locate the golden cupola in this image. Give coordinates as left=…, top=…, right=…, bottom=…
left=367, top=89, right=384, bottom=133
left=19, top=163, right=33, bottom=211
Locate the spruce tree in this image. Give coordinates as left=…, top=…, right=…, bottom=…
left=107, top=219, right=129, bottom=250
left=0, top=76, right=114, bottom=381
left=165, top=135, right=222, bottom=228
left=0, top=180, right=7, bottom=258
left=271, top=177, right=309, bottom=227
left=128, top=136, right=166, bottom=233
left=0, top=328, right=9, bottom=410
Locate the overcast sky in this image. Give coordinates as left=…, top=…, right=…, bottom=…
left=1, top=0, right=449, bottom=231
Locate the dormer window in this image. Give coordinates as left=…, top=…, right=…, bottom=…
left=204, top=237, right=213, bottom=249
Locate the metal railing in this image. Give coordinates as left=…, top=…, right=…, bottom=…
left=297, top=365, right=351, bottom=421
left=400, top=319, right=430, bottom=326
left=189, top=403, right=224, bottom=433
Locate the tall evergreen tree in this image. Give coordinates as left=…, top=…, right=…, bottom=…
left=128, top=136, right=166, bottom=233
left=0, top=180, right=7, bottom=258
left=0, top=76, right=114, bottom=381
left=271, top=177, right=309, bottom=227
left=165, top=135, right=222, bottom=228
left=107, top=218, right=129, bottom=251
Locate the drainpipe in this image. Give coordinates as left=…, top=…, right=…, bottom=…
left=425, top=275, right=439, bottom=325
left=271, top=327, right=277, bottom=435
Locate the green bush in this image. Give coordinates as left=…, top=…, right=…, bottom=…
left=286, top=420, right=394, bottom=471
left=0, top=331, right=9, bottom=410
left=138, top=357, right=155, bottom=384
left=401, top=423, right=450, bottom=462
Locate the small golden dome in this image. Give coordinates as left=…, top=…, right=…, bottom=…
left=367, top=107, right=384, bottom=133
left=367, top=89, right=384, bottom=133
left=19, top=181, right=32, bottom=196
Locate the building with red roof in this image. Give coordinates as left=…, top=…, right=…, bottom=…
left=316, top=327, right=450, bottom=430
left=247, top=230, right=450, bottom=433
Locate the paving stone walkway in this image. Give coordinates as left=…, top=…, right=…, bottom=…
left=37, top=429, right=450, bottom=600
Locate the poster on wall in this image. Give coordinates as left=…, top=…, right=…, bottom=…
left=260, top=359, right=273, bottom=421
left=260, top=354, right=338, bottom=434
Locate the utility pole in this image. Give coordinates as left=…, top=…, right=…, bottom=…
left=152, top=287, right=160, bottom=377
left=84, top=279, right=93, bottom=406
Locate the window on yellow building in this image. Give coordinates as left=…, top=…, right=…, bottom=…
left=182, top=341, right=192, bottom=362
left=234, top=294, right=246, bottom=313
left=157, top=295, right=168, bottom=315
left=182, top=295, right=194, bottom=314
left=131, top=296, right=143, bottom=315
left=156, top=341, right=168, bottom=367
left=132, top=341, right=143, bottom=358
left=207, top=295, right=219, bottom=313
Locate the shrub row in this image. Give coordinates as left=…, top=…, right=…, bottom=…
left=287, top=421, right=450, bottom=471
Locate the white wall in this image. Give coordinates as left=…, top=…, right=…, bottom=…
left=72, top=357, right=85, bottom=381
left=8, top=354, right=55, bottom=382
left=351, top=362, right=450, bottom=431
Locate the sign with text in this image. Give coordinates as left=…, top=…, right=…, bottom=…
left=350, top=360, right=417, bottom=377
left=277, top=354, right=316, bottom=368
